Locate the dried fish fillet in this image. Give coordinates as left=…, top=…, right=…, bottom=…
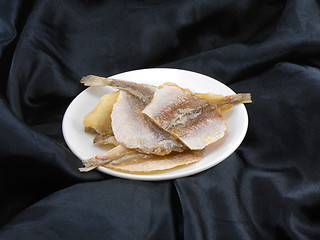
left=105, top=150, right=202, bottom=174
left=111, top=91, right=185, bottom=155
left=81, top=75, right=156, bottom=103
left=80, top=144, right=202, bottom=173
left=142, top=83, right=227, bottom=150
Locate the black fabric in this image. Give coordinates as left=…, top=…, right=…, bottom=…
left=1, top=0, right=320, bottom=239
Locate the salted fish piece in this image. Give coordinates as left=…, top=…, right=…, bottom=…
left=111, top=91, right=185, bottom=155
left=81, top=75, right=155, bottom=103
left=79, top=144, right=202, bottom=173
left=142, top=83, right=227, bottom=150
left=105, top=149, right=203, bottom=173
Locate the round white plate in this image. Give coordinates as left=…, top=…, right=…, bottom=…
left=62, top=68, right=248, bottom=181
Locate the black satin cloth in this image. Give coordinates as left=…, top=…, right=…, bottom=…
left=1, top=0, right=320, bottom=239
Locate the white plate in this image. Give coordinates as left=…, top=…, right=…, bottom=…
left=62, top=68, right=248, bottom=181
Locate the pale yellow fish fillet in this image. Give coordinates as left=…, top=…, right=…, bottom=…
left=142, top=83, right=227, bottom=150
left=111, top=91, right=185, bottom=155
left=83, top=91, right=119, bottom=135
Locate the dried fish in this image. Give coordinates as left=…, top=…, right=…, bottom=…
left=79, top=145, right=137, bottom=172
left=142, top=83, right=227, bottom=150
left=80, top=144, right=202, bottom=173
left=105, top=150, right=202, bottom=174
left=81, top=75, right=155, bottom=103
left=111, top=91, right=185, bottom=155
left=80, top=75, right=252, bottom=173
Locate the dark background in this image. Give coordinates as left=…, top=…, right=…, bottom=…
left=1, top=0, right=320, bottom=239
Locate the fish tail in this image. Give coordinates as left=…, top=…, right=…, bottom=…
left=227, top=93, right=252, bottom=104
left=79, top=157, right=111, bottom=172
left=217, top=93, right=252, bottom=112
left=78, top=145, right=137, bottom=172
left=79, top=165, right=99, bottom=172
left=80, top=75, right=112, bottom=86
